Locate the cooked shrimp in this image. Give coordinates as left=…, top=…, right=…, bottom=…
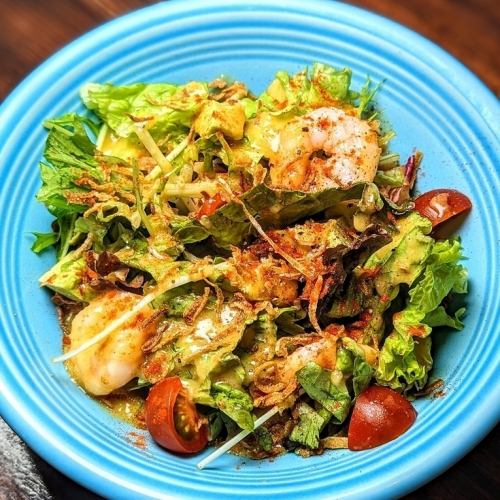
left=253, top=334, right=338, bottom=407
left=279, top=335, right=338, bottom=380
left=269, top=107, right=380, bottom=191
left=67, top=290, right=154, bottom=396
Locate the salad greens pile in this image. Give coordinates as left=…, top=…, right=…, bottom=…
left=34, top=63, right=467, bottom=458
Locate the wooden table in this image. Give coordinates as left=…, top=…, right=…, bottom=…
left=0, top=1, right=498, bottom=498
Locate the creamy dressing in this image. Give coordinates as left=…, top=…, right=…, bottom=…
left=100, top=128, right=144, bottom=161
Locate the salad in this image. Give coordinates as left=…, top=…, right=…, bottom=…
left=33, top=63, right=471, bottom=463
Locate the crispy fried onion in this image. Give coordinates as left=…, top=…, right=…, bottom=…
left=308, top=275, right=324, bottom=334
left=142, top=320, right=192, bottom=354
left=217, top=179, right=313, bottom=279
left=275, top=334, right=322, bottom=357
left=204, top=278, right=225, bottom=321
left=83, top=251, right=144, bottom=294
left=183, top=286, right=211, bottom=325
left=252, top=334, right=338, bottom=408
left=320, top=436, right=348, bottom=449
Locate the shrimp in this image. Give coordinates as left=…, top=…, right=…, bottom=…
left=253, top=334, right=339, bottom=407
left=279, top=335, right=338, bottom=380
left=67, top=289, right=155, bottom=396
left=269, top=107, right=380, bottom=191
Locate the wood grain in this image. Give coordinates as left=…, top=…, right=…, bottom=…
left=0, top=0, right=498, bottom=100
left=0, top=1, right=498, bottom=499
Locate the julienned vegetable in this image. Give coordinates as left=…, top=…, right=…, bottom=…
left=33, top=63, right=471, bottom=464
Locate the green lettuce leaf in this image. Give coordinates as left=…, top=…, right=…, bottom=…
left=254, top=426, right=273, bottom=452
left=85, top=199, right=141, bottom=230
left=364, top=212, right=433, bottom=296
left=208, top=411, right=224, bottom=441
left=376, top=332, right=432, bottom=391
left=31, top=231, right=59, bottom=254
left=423, top=306, right=465, bottom=329
left=240, top=97, right=258, bottom=119
left=352, top=357, right=374, bottom=396
left=310, top=63, right=355, bottom=103
left=290, top=402, right=326, bottom=449
left=145, top=297, right=257, bottom=402
left=335, top=340, right=374, bottom=396
left=211, top=382, right=254, bottom=431
left=374, top=168, right=405, bottom=188
left=81, top=81, right=208, bottom=139
left=393, top=238, right=467, bottom=338
left=376, top=238, right=467, bottom=390
left=114, top=241, right=178, bottom=282
left=238, top=313, right=277, bottom=385
left=44, top=113, right=101, bottom=137
left=211, top=353, right=246, bottom=389
left=39, top=250, right=95, bottom=302
left=37, top=114, right=104, bottom=219
left=296, top=362, right=351, bottom=424
left=335, top=347, right=354, bottom=374
left=200, top=182, right=366, bottom=247
left=151, top=280, right=206, bottom=314
left=356, top=77, right=383, bottom=118
left=258, top=63, right=356, bottom=115
left=35, top=114, right=123, bottom=260
left=258, top=70, right=310, bottom=115
left=275, top=306, right=307, bottom=335
left=73, top=216, right=108, bottom=252
left=170, top=216, right=210, bottom=244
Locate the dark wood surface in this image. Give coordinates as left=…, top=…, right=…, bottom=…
left=0, top=1, right=498, bottom=499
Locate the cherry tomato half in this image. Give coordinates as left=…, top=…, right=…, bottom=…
left=196, top=193, right=226, bottom=219
left=348, top=386, right=416, bottom=451
left=414, top=189, right=472, bottom=228
left=145, top=376, right=208, bottom=454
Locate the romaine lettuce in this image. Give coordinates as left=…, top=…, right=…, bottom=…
left=200, top=182, right=366, bottom=247
left=376, top=238, right=467, bottom=390
left=37, top=114, right=103, bottom=219
left=211, top=382, right=254, bottom=431
left=393, top=238, right=467, bottom=338
left=259, top=64, right=357, bottom=115
left=296, top=362, right=351, bottom=424
left=290, top=402, right=327, bottom=449
left=81, top=81, right=209, bottom=139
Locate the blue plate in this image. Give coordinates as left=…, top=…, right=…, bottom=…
left=0, top=1, right=499, bottom=498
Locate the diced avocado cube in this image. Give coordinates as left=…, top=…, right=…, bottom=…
left=194, top=101, right=245, bottom=140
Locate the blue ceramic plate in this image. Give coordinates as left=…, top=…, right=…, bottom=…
left=0, top=1, right=499, bottom=498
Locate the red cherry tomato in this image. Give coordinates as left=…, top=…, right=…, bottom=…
left=414, top=189, right=471, bottom=228
left=196, top=193, right=226, bottom=219
left=348, top=385, right=416, bottom=451
left=145, top=377, right=208, bottom=454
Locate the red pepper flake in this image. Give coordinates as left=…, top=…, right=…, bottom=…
left=408, top=325, right=426, bottom=337
left=196, top=193, right=226, bottom=219
left=127, top=431, right=147, bottom=450
left=386, top=211, right=396, bottom=224
left=324, top=324, right=345, bottom=337
left=359, top=267, right=381, bottom=279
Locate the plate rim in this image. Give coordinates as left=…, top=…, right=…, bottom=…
left=0, top=1, right=499, bottom=498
